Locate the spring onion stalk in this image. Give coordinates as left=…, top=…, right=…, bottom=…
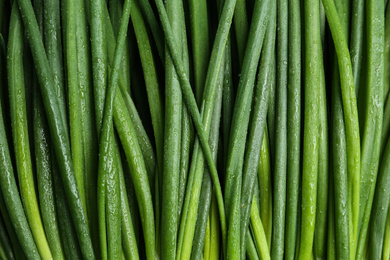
left=297, top=0, right=322, bottom=258
left=239, top=1, right=275, bottom=256
left=189, top=0, right=210, bottom=104
left=160, top=0, right=184, bottom=256
left=369, top=136, right=390, bottom=259
left=271, top=0, right=288, bottom=257
left=0, top=67, right=40, bottom=260
left=7, top=5, right=52, bottom=259
left=322, top=0, right=362, bottom=256
left=16, top=0, right=95, bottom=256
left=284, top=0, right=301, bottom=257
left=356, top=0, right=384, bottom=257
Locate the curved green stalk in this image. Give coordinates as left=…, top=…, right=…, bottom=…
left=356, top=0, right=384, bottom=257
left=0, top=76, right=40, bottom=260
left=0, top=191, right=25, bottom=260
left=251, top=199, right=271, bottom=260
left=225, top=0, right=272, bottom=256
left=114, top=92, right=157, bottom=259
left=191, top=78, right=223, bottom=260
left=135, top=0, right=164, bottom=60
left=148, top=0, right=245, bottom=253
left=33, top=82, right=65, bottom=260
left=160, top=0, right=184, bottom=256
left=16, top=0, right=95, bottom=256
left=246, top=232, right=260, bottom=260
left=0, top=205, right=14, bottom=260
left=369, top=137, right=390, bottom=259
left=321, top=0, right=361, bottom=256
left=7, top=6, right=52, bottom=259
left=239, top=2, right=276, bottom=256
left=96, top=0, right=133, bottom=258
left=52, top=158, right=82, bottom=260
left=119, top=160, right=139, bottom=260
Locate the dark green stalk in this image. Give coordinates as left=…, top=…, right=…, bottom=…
left=0, top=191, right=25, bottom=260
left=331, top=63, right=350, bottom=259
left=221, top=39, right=234, bottom=173
left=117, top=146, right=139, bottom=260
left=191, top=76, right=223, bottom=260
left=42, top=0, right=67, bottom=146
left=90, top=0, right=107, bottom=134
left=349, top=0, right=364, bottom=98
left=52, top=159, right=83, bottom=260
left=330, top=0, right=351, bottom=257
left=177, top=1, right=190, bottom=219
left=208, top=194, right=221, bottom=260
left=225, top=0, right=272, bottom=257
left=7, top=5, right=52, bottom=258
left=314, top=67, right=329, bottom=259
left=113, top=92, right=157, bottom=259
left=189, top=0, right=210, bottom=104
left=177, top=147, right=198, bottom=259
left=160, top=0, right=184, bottom=256
left=178, top=105, right=191, bottom=219
left=130, top=0, right=164, bottom=202
left=0, top=85, right=40, bottom=260
left=192, top=173, right=213, bottom=260
left=0, top=214, right=14, bottom=260
left=16, top=0, right=95, bottom=256
left=64, top=0, right=86, bottom=211
left=150, top=0, right=242, bottom=251
left=90, top=0, right=108, bottom=256
left=178, top=68, right=223, bottom=260
left=239, top=1, right=276, bottom=257
left=356, top=0, right=384, bottom=256
left=96, top=0, right=134, bottom=258
left=33, top=80, right=65, bottom=260
left=272, top=0, right=289, bottom=257
left=285, top=0, right=301, bottom=258
left=150, top=0, right=248, bottom=254
left=120, top=90, right=156, bottom=183
left=369, top=136, right=390, bottom=259
left=322, top=0, right=362, bottom=256
left=135, top=0, right=164, bottom=60
left=75, top=0, right=98, bottom=234
left=267, top=61, right=276, bottom=161
left=109, top=0, right=131, bottom=93
left=233, top=0, right=248, bottom=65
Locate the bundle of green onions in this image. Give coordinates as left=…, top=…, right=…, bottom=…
left=0, top=0, right=389, bottom=258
